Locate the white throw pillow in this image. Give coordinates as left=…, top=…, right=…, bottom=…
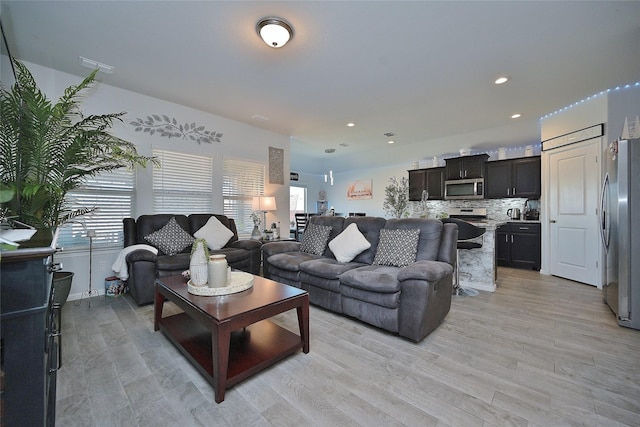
left=194, top=216, right=234, bottom=250
left=329, top=223, right=371, bottom=263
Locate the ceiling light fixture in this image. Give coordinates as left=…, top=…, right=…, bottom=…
left=324, top=170, right=334, bottom=186
left=388, top=140, right=395, bottom=144
left=511, top=113, right=522, bottom=119
left=347, top=123, right=355, bottom=127
left=495, top=76, right=509, bottom=85
left=256, top=17, right=293, bottom=48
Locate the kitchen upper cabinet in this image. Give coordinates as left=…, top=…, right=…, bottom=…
left=444, top=154, right=489, bottom=180
left=486, top=156, right=541, bottom=198
left=408, top=167, right=444, bottom=201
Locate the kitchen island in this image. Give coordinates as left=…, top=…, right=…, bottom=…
left=457, top=220, right=506, bottom=293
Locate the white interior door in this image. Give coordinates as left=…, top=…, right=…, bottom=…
left=548, top=140, right=600, bottom=286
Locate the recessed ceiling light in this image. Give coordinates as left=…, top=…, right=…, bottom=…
left=347, top=123, right=355, bottom=127
left=511, top=113, right=522, bottom=119
left=388, top=140, right=395, bottom=144
left=495, top=76, right=509, bottom=85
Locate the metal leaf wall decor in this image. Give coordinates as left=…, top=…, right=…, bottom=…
left=130, top=115, right=223, bottom=144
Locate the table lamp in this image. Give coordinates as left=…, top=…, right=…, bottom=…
left=252, top=196, right=277, bottom=237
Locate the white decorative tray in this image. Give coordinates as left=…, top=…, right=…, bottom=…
left=187, top=271, right=254, bottom=296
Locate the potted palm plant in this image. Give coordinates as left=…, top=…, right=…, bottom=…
left=0, top=60, right=153, bottom=304
left=0, top=59, right=153, bottom=246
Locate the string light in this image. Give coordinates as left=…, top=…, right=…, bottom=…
left=540, top=81, right=640, bottom=120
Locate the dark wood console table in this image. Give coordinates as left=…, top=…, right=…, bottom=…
left=154, top=274, right=309, bottom=403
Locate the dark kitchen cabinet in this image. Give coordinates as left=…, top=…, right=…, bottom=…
left=444, top=154, right=489, bottom=180
left=487, top=156, right=541, bottom=198
left=496, top=222, right=541, bottom=270
left=408, top=167, right=444, bottom=201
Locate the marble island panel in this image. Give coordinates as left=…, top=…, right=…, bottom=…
left=456, top=220, right=506, bottom=293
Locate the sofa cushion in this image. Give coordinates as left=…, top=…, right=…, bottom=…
left=268, top=251, right=321, bottom=272
left=328, top=223, right=371, bottom=263
left=373, top=228, right=420, bottom=267
left=194, top=215, right=234, bottom=250
left=144, top=217, right=194, bottom=256
left=156, top=253, right=191, bottom=271
left=300, top=223, right=333, bottom=255
left=339, top=265, right=402, bottom=293
left=299, top=258, right=366, bottom=281
left=211, top=247, right=250, bottom=264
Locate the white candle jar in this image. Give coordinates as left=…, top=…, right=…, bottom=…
left=208, top=254, right=228, bottom=288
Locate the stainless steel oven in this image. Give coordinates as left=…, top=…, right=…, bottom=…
left=444, top=178, right=485, bottom=200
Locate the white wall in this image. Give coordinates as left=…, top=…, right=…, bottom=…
left=539, top=93, right=608, bottom=280
left=11, top=60, right=290, bottom=301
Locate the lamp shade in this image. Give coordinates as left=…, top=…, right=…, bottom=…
left=252, top=196, right=277, bottom=211
left=257, top=18, right=292, bottom=48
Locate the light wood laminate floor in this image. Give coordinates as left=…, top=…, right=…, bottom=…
left=56, top=268, right=640, bottom=426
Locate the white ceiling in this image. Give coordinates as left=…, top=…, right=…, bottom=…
left=1, top=1, right=639, bottom=174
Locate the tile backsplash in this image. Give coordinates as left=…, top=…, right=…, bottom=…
left=410, top=197, right=538, bottom=221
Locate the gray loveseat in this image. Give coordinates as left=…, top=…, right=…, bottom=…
left=262, top=216, right=457, bottom=342
left=123, top=214, right=262, bottom=305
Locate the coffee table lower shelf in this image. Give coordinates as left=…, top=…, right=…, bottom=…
left=159, top=312, right=303, bottom=391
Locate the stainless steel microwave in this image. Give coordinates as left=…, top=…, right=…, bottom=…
left=444, top=178, right=485, bottom=200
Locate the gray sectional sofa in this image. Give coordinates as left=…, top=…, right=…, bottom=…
left=123, top=214, right=262, bottom=305
left=262, top=216, right=458, bottom=342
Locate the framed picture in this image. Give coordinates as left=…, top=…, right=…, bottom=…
left=347, top=179, right=373, bottom=200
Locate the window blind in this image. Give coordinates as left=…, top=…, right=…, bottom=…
left=56, top=168, right=135, bottom=249
left=153, top=149, right=213, bottom=214
left=223, top=159, right=265, bottom=237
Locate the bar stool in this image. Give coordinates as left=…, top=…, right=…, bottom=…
left=294, top=213, right=308, bottom=241
left=441, top=218, right=485, bottom=296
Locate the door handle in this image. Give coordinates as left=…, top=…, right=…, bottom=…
left=550, top=219, right=556, bottom=223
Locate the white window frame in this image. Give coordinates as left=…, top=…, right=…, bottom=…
left=223, top=159, right=265, bottom=238
left=152, top=149, right=213, bottom=214
left=56, top=168, right=135, bottom=249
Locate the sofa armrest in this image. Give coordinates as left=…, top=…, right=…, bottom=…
left=124, top=251, right=158, bottom=305
left=262, top=241, right=301, bottom=258
left=228, top=239, right=262, bottom=275
left=261, top=241, right=301, bottom=278
left=125, top=249, right=158, bottom=263
left=398, top=260, right=454, bottom=283
left=398, top=261, right=453, bottom=342
left=228, top=239, right=262, bottom=251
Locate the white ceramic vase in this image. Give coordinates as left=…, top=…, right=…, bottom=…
left=189, top=240, right=209, bottom=286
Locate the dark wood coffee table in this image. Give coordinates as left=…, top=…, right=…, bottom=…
left=154, top=274, right=309, bottom=403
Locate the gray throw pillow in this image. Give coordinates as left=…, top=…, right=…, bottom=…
left=373, top=228, right=421, bottom=267
left=144, top=216, right=194, bottom=255
left=300, top=223, right=333, bottom=255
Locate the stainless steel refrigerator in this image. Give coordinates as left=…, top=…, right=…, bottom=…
left=601, top=138, right=640, bottom=329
